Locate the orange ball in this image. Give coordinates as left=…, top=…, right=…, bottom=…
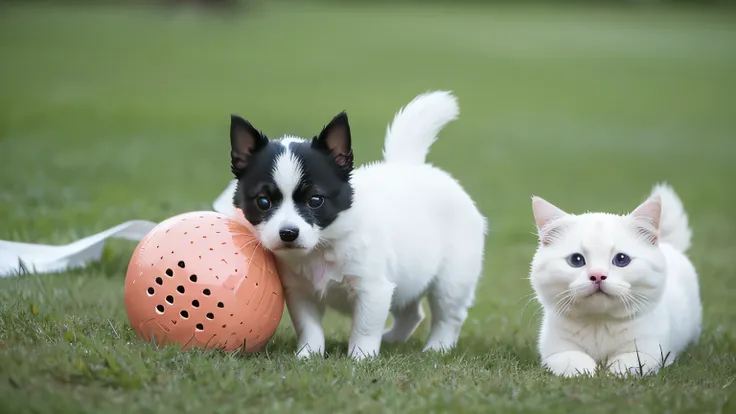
left=124, top=211, right=284, bottom=353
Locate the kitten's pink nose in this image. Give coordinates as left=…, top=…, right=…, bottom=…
left=589, top=272, right=607, bottom=284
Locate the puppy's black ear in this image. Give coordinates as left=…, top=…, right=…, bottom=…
left=230, top=115, right=268, bottom=175
left=312, top=112, right=353, bottom=171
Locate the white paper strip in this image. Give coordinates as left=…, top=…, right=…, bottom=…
left=0, top=180, right=239, bottom=278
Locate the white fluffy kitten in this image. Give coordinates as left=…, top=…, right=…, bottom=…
left=529, top=183, right=702, bottom=377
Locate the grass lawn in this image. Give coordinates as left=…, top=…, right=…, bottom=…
left=1, top=1, right=736, bottom=413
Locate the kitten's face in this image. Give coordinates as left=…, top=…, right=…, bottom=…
left=529, top=197, right=666, bottom=320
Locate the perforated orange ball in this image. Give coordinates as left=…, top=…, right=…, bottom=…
left=124, top=211, right=284, bottom=353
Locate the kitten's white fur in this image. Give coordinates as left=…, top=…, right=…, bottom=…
left=277, top=91, right=487, bottom=359
left=529, top=184, right=702, bottom=377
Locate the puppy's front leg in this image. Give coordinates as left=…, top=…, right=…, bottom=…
left=283, top=285, right=325, bottom=359
left=348, top=277, right=395, bottom=360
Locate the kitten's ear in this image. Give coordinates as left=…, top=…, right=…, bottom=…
left=532, top=196, right=567, bottom=230
left=630, top=195, right=661, bottom=244
left=230, top=115, right=268, bottom=175
left=532, top=196, right=568, bottom=245
left=312, top=111, right=353, bottom=172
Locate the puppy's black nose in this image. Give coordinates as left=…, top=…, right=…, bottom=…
left=279, top=227, right=299, bottom=242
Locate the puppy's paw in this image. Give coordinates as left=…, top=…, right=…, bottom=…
left=348, top=343, right=379, bottom=361
left=422, top=341, right=453, bottom=353
left=544, top=351, right=598, bottom=377
left=295, top=344, right=324, bottom=360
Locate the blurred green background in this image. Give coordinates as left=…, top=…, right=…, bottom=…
left=1, top=1, right=735, bottom=413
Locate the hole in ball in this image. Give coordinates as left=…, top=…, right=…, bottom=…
left=147, top=287, right=155, bottom=295
left=190, top=274, right=197, bottom=283
left=178, top=261, right=185, bottom=268
left=192, top=300, right=200, bottom=308
left=203, top=289, right=211, bottom=296
left=155, top=277, right=163, bottom=285
left=156, top=305, right=164, bottom=313
left=166, top=295, right=174, bottom=304
left=177, top=286, right=185, bottom=294
left=196, top=323, right=204, bottom=331
left=180, top=310, right=189, bottom=319
left=166, top=269, right=173, bottom=277
left=206, top=313, right=214, bottom=320
left=217, top=302, right=224, bottom=308
left=222, top=325, right=226, bottom=328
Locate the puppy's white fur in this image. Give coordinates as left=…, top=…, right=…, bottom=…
left=274, top=91, right=487, bottom=359
left=529, top=184, right=702, bottom=377
left=255, top=138, right=322, bottom=252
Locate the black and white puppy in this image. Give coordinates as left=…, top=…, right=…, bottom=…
left=230, top=91, right=487, bottom=359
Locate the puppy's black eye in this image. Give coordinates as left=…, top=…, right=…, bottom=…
left=307, top=195, right=324, bottom=209
left=255, top=195, right=271, bottom=211
left=566, top=253, right=586, bottom=268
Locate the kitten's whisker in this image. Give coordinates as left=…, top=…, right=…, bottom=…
left=627, top=293, right=649, bottom=317
left=520, top=296, right=540, bottom=319
left=554, top=288, right=573, bottom=299
left=565, top=294, right=578, bottom=315
left=553, top=293, right=575, bottom=318
left=516, top=292, right=537, bottom=303
left=528, top=305, right=545, bottom=329
left=620, top=294, right=633, bottom=319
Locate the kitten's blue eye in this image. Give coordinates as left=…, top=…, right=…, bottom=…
left=307, top=195, right=324, bottom=209
left=567, top=253, right=586, bottom=268
left=613, top=253, right=631, bottom=267
left=255, top=195, right=271, bottom=211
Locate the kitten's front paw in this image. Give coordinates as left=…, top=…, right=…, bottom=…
left=608, top=352, right=659, bottom=377
left=543, top=351, right=598, bottom=377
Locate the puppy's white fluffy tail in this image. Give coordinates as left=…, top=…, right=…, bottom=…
left=382, top=90, right=459, bottom=165
left=652, top=183, right=692, bottom=252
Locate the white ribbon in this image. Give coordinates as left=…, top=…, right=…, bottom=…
left=0, top=180, right=240, bottom=278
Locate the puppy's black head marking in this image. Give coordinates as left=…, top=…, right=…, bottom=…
left=230, top=114, right=269, bottom=176
left=229, top=112, right=354, bottom=232
left=311, top=111, right=354, bottom=177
